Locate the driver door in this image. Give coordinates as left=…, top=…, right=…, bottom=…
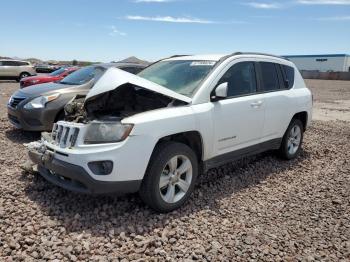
left=212, top=61, right=265, bottom=157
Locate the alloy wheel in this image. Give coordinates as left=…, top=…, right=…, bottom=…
left=159, top=155, right=193, bottom=204
left=287, top=125, right=301, bottom=155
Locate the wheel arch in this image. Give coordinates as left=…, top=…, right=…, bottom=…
left=154, top=131, right=204, bottom=163
left=292, top=111, right=308, bottom=131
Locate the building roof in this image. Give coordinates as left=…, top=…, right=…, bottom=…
left=284, top=54, right=349, bottom=58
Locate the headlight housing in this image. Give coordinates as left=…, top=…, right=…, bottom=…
left=84, top=122, right=133, bottom=144
left=23, top=93, right=60, bottom=109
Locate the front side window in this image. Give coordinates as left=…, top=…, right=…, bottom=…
left=60, top=66, right=105, bottom=85
left=218, top=62, right=257, bottom=97
left=2, top=61, right=18, bottom=66
left=259, top=62, right=280, bottom=92
left=138, top=60, right=216, bottom=97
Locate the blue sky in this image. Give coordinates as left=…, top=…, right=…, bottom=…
left=1, top=0, right=349, bottom=62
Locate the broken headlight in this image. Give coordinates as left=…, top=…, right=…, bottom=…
left=84, top=122, right=133, bottom=144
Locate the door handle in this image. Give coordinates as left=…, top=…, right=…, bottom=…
left=250, top=101, right=263, bottom=108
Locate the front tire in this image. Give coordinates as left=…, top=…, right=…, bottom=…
left=19, top=72, right=30, bottom=80
left=139, top=142, right=198, bottom=213
left=278, top=119, right=304, bottom=160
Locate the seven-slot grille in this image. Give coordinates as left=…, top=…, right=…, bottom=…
left=51, top=123, right=80, bottom=148
left=9, top=96, right=26, bottom=108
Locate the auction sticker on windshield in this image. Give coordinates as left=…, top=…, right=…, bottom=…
left=190, top=61, right=216, bottom=66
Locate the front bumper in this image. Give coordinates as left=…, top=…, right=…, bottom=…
left=28, top=149, right=142, bottom=194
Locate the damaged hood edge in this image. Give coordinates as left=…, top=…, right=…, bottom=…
left=85, top=67, right=192, bottom=104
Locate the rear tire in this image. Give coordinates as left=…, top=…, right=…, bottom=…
left=19, top=72, right=30, bottom=80
left=139, top=142, right=198, bottom=213
left=278, top=119, right=304, bottom=160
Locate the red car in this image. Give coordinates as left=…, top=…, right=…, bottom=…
left=20, top=67, right=79, bottom=88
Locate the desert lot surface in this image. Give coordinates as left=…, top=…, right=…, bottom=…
left=0, top=80, right=349, bottom=261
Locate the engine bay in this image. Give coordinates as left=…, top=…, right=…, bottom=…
left=64, top=83, right=187, bottom=123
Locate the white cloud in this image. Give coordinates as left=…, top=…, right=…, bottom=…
left=245, top=2, right=282, bottom=9
left=109, top=26, right=126, bottom=36
left=124, top=15, right=216, bottom=24
left=297, top=0, right=350, bottom=4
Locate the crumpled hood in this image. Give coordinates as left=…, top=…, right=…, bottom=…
left=85, top=67, right=192, bottom=104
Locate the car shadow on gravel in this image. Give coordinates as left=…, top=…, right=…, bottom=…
left=21, top=149, right=311, bottom=237
left=5, top=129, right=41, bottom=144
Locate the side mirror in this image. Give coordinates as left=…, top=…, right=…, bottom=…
left=211, top=82, right=228, bottom=101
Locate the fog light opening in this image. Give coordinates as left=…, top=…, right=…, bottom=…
left=88, top=161, right=113, bottom=175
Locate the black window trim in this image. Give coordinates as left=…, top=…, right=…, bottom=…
left=255, top=62, right=291, bottom=95
left=275, top=63, right=286, bottom=90
left=210, top=61, right=259, bottom=101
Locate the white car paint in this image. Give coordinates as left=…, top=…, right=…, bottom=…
left=32, top=54, right=312, bottom=185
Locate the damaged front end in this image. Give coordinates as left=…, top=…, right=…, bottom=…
left=25, top=68, right=191, bottom=194
left=64, top=67, right=191, bottom=123
left=26, top=67, right=191, bottom=155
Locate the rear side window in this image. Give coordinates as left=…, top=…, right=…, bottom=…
left=259, top=62, right=280, bottom=92
left=281, top=65, right=295, bottom=89
left=218, top=62, right=257, bottom=97
left=18, top=61, right=30, bottom=66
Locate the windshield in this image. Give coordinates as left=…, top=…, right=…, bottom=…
left=60, top=66, right=105, bottom=85
left=138, top=60, right=216, bottom=96
left=49, top=68, right=65, bottom=76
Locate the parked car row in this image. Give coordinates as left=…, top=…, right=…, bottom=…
left=8, top=53, right=312, bottom=212
left=20, top=66, right=79, bottom=88
left=8, top=62, right=146, bottom=131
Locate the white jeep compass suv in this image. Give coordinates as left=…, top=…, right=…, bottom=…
left=27, top=53, right=312, bottom=212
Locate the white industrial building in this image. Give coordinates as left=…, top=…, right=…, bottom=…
left=284, top=54, right=350, bottom=72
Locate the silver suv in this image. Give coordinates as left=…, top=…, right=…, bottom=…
left=0, top=60, right=36, bottom=82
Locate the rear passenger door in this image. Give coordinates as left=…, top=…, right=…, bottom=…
left=0, top=61, right=15, bottom=76
left=257, top=62, right=295, bottom=141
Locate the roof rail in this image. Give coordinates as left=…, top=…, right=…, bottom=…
left=229, top=52, right=290, bottom=61
left=168, top=55, right=191, bottom=58
left=141, top=54, right=192, bottom=70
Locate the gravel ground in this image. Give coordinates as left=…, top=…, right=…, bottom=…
left=306, top=79, right=350, bottom=121
left=0, top=80, right=349, bottom=261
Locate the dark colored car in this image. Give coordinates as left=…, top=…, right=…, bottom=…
left=35, top=64, right=61, bottom=73
left=7, top=63, right=146, bottom=131
left=20, top=67, right=79, bottom=88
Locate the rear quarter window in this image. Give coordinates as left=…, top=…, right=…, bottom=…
left=281, top=65, right=295, bottom=89
left=17, top=61, right=30, bottom=66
